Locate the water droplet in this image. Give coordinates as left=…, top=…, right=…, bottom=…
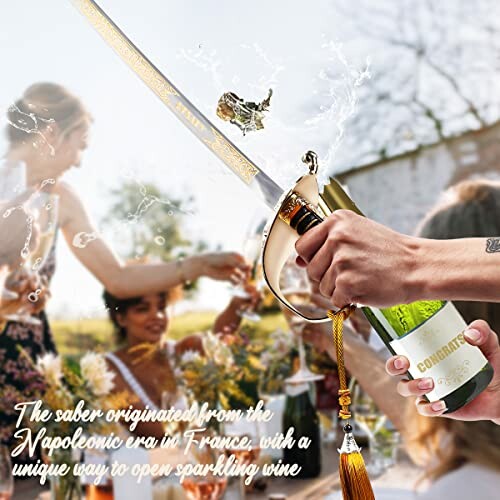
left=168, top=210, right=174, bottom=216
left=32, top=257, right=43, bottom=271
left=72, top=231, right=98, bottom=249
left=154, top=236, right=165, bottom=246
left=28, top=289, right=41, bottom=302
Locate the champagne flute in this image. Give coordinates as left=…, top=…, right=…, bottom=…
left=181, top=431, right=227, bottom=500
left=281, top=263, right=324, bottom=384
left=223, top=419, right=262, bottom=500
left=3, top=192, right=58, bottom=325
left=230, top=215, right=266, bottom=321
left=229, top=234, right=263, bottom=322
left=351, top=382, right=387, bottom=477
left=0, top=445, right=13, bottom=500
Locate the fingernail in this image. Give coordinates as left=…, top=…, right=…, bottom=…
left=417, top=378, right=434, bottom=390
left=394, top=357, right=406, bottom=370
left=431, top=401, right=447, bottom=412
left=464, top=328, right=481, bottom=343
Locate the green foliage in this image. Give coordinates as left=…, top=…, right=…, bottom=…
left=102, top=180, right=207, bottom=261
left=52, top=311, right=287, bottom=358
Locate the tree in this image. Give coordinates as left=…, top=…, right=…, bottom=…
left=325, top=0, right=500, bottom=169
left=102, top=179, right=206, bottom=262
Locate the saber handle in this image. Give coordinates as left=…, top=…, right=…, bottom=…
left=278, top=192, right=323, bottom=234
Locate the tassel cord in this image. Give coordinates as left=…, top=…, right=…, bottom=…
left=327, top=306, right=375, bottom=500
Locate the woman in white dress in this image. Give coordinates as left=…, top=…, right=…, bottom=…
left=102, top=285, right=259, bottom=438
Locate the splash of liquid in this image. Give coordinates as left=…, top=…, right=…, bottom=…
left=32, top=257, right=43, bottom=271
left=6, top=104, right=56, bottom=156
left=72, top=231, right=99, bottom=249
left=28, top=289, right=42, bottom=303
left=20, top=215, right=34, bottom=260
left=305, top=39, right=371, bottom=177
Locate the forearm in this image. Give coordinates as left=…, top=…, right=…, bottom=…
left=410, top=237, right=500, bottom=303
left=96, top=257, right=203, bottom=299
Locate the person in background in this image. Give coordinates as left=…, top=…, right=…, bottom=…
left=0, top=82, right=248, bottom=452
left=296, top=180, right=500, bottom=423
left=303, top=180, right=500, bottom=499
left=385, top=181, right=500, bottom=422
left=102, top=284, right=259, bottom=438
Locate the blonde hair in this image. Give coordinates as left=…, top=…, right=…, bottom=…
left=406, top=178, right=500, bottom=482
left=405, top=405, right=500, bottom=483
left=6, top=82, right=91, bottom=145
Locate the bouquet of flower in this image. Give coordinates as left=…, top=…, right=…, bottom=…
left=17, top=350, right=132, bottom=499
left=178, top=332, right=254, bottom=414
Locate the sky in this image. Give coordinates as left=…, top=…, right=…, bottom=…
left=0, top=0, right=372, bottom=318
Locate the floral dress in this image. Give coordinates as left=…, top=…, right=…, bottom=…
left=0, top=240, right=57, bottom=451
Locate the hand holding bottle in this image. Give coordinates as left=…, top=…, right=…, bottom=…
left=385, top=319, right=500, bottom=423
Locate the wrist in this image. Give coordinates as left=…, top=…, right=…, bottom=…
left=404, top=236, right=441, bottom=303
left=178, top=256, right=200, bottom=283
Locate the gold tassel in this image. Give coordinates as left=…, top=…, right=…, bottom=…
left=327, top=307, right=375, bottom=500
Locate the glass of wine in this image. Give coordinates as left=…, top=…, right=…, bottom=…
left=230, top=214, right=267, bottom=322
left=229, top=234, right=263, bottom=322
left=0, top=445, right=13, bottom=500
left=351, top=382, right=387, bottom=477
left=181, top=432, right=228, bottom=500
left=281, top=261, right=324, bottom=384
left=2, top=191, right=58, bottom=325
left=223, top=418, right=262, bottom=499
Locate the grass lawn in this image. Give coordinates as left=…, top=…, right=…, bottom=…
left=51, top=311, right=287, bottom=358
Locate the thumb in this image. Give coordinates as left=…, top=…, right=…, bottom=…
left=463, top=320, right=500, bottom=361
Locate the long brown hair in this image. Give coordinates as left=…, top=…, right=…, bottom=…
left=407, top=179, right=500, bottom=481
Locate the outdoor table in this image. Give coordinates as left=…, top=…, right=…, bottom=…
left=13, top=446, right=421, bottom=499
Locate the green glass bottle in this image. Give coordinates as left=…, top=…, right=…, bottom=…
left=320, top=179, right=494, bottom=414
left=282, top=383, right=321, bottom=478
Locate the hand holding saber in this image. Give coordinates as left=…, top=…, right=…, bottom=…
left=68, top=0, right=359, bottom=322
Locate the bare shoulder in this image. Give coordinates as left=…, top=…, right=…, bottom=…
left=54, top=181, right=81, bottom=205
left=105, top=353, right=128, bottom=393
left=54, top=181, right=88, bottom=228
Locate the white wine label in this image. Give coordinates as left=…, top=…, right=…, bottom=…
left=389, top=302, right=488, bottom=401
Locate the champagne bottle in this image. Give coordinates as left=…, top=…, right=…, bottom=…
left=318, top=179, right=494, bottom=413
left=282, top=383, right=321, bottom=478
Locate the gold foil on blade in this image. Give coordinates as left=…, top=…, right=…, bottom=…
left=71, top=0, right=265, bottom=188
left=72, top=0, right=179, bottom=107
left=203, top=128, right=259, bottom=184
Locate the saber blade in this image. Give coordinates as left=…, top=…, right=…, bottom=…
left=70, top=0, right=285, bottom=210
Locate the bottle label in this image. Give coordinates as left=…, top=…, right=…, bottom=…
left=389, top=302, right=488, bottom=401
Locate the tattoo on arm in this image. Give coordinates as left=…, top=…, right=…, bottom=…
left=485, top=238, right=500, bottom=253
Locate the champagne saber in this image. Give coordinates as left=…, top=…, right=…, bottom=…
left=69, top=0, right=360, bottom=322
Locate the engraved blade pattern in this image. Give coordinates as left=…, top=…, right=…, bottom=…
left=69, top=0, right=284, bottom=209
